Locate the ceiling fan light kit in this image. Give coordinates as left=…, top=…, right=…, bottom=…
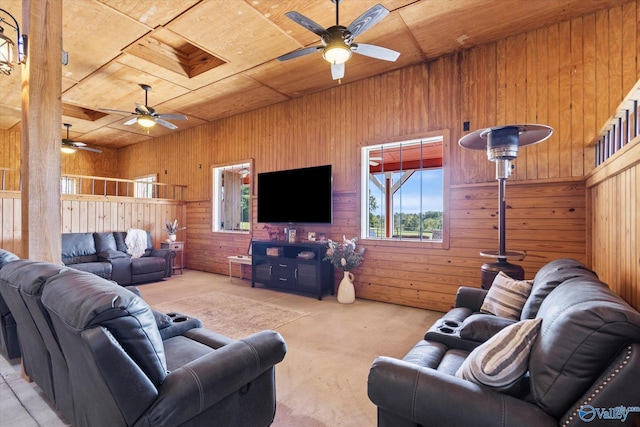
left=459, top=124, right=553, bottom=289
left=137, top=115, right=156, bottom=128
left=323, top=40, right=351, bottom=64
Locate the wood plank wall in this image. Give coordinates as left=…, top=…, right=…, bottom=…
left=0, top=191, right=185, bottom=259
left=112, top=1, right=639, bottom=312
left=1, top=2, right=638, bottom=311
left=587, top=137, right=640, bottom=311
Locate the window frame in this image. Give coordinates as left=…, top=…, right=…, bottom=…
left=360, top=130, right=449, bottom=249
left=134, top=174, right=157, bottom=198
left=211, top=159, right=253, bottom=234
left=60, top=176, right=77, bottom=195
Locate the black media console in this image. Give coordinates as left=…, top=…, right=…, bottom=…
left=251, top=240, right=335, bottom=300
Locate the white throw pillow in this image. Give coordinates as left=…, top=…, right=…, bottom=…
left=455, top=318, right=542, bottom=391
left=481, top=271, right=534, bottom=320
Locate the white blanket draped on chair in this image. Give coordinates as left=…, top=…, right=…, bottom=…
left=125, top=229, right=147, bottom=258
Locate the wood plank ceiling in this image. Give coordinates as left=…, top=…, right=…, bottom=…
left=0, top=0, right=628, bottom=149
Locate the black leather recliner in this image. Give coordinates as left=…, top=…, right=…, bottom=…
left=0, top=258, right=287, bottom=427
left=367, top=259, right=640, bottom=426
left=0, top=248, right=21, bottom=359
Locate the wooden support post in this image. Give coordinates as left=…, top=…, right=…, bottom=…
left=20, top=0, right=62, bottom=262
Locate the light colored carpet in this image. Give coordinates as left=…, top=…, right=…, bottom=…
left=152, top=291, right=310, bottom=339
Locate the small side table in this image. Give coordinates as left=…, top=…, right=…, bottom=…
left=228, top=255, right=252, bottom=281
left=161, top=241, right=184, bottom=275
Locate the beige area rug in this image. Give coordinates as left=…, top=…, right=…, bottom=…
left=152, top=291, right=309, bottom=339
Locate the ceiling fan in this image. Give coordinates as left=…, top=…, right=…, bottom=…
left=277, top=0, right=400, bottom=81
left=62, top=123, right=101, bottom=154
left=99, top=84, right=187, bottom=130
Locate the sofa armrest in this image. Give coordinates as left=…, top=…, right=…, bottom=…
left=455, top=286, right=488, bottom=312
left=147, top=330, right=287, bottom=426
left=368, top=356, right=556, bottom=427
left=146, top=249, right=176, bottom=277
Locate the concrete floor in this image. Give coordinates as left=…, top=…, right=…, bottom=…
left=0, top=269, right=442, bottom=426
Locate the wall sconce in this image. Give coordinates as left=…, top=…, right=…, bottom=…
left=0, top=8, right=27, bottom=75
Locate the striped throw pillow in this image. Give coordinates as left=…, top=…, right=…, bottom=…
left=481, top=271, right=534, bottom=320
left=455, top=318, right=542, bottom=390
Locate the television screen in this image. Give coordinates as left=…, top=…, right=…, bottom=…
left=257, top=165, right=332, bottom=224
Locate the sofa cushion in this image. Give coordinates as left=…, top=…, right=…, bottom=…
left=65, top=262, right=112, bottom=279
left=97, top=250, right=129, bottom=261
left=131, top=257, right=165, bottom=275
left=456, top=318, right=541, bottom=391
left=480, top=271, right=533, bottom=320
left=94, top=232, right=117, bottom=252
left=0, top=249, right=19, bottom=270
left=62, top=233, right=98, bottom=264
left=520, top=259, right=596, bottom=319
left=459, top=313, right=516, bottom=341
left=529, top=277, right=640, bottom=418
left=113, top=232, right=128, bottom=253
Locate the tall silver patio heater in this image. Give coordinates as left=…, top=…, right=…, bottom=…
left=459, top=124, right=553, bottom=289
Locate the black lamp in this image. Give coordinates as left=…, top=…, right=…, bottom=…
left=0, top=8, right=26, bottom=76
left=459, top=124, right=553, bottom=288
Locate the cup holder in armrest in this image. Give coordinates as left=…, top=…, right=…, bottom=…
left=436, top=319, right=461, bottom=334
left=442, top=320, right=461, bottom=328
left=167, top=312, right=190, bottom=323
left=424, top=317, right=482, bottom=352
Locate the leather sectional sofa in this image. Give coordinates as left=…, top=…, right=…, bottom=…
left=62, top=231, right=175, bottom=285
left=0, top=248, right=20, bottom=359
left=368, top=258, right=640, bottom=427
left=0, top=255, right=287, bottom=427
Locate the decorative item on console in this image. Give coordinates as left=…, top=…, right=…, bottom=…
left=324, top=236, right=365, bottom=304
left=165, top=219, right=186, bottom=242
left=263, top=224, right=284, bottom=241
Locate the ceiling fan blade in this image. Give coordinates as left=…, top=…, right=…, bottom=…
left=331, top=62, right=345, bottom=80
left=123, top=117, right=138, bottom=126
left=99, top=108, right=136, bottom=115
left=156, top=118, right=178, bottom=130
left=77, top=145, right=102, bottom=153
left=278, top=45, right=323, bottom=62
left=157, top=113, right=187, bottom=121
left=346, top=4, right=389, bottom=39
left=352, top=43, right=400, bottom=62
left=285, top=11, right=330, bottom=39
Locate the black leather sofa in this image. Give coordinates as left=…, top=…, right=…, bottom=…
left=0, top=248, right=20, bottom=359
left=368, top=259, right=640, bottom=427
left=0, top=258, right=287, bottom=427
left=62, top=231, right=175, bottom=285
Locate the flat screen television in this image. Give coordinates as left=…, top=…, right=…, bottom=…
left=257, top=164, right=332, bottom=224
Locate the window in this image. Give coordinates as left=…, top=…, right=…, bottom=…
left=361, top=135, right=444, bottom=241
left=212, top=161, right=252, bottom=232
left=134, top=175, right=156, bottom=198
left=60, top=176, right=76, bottom=194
